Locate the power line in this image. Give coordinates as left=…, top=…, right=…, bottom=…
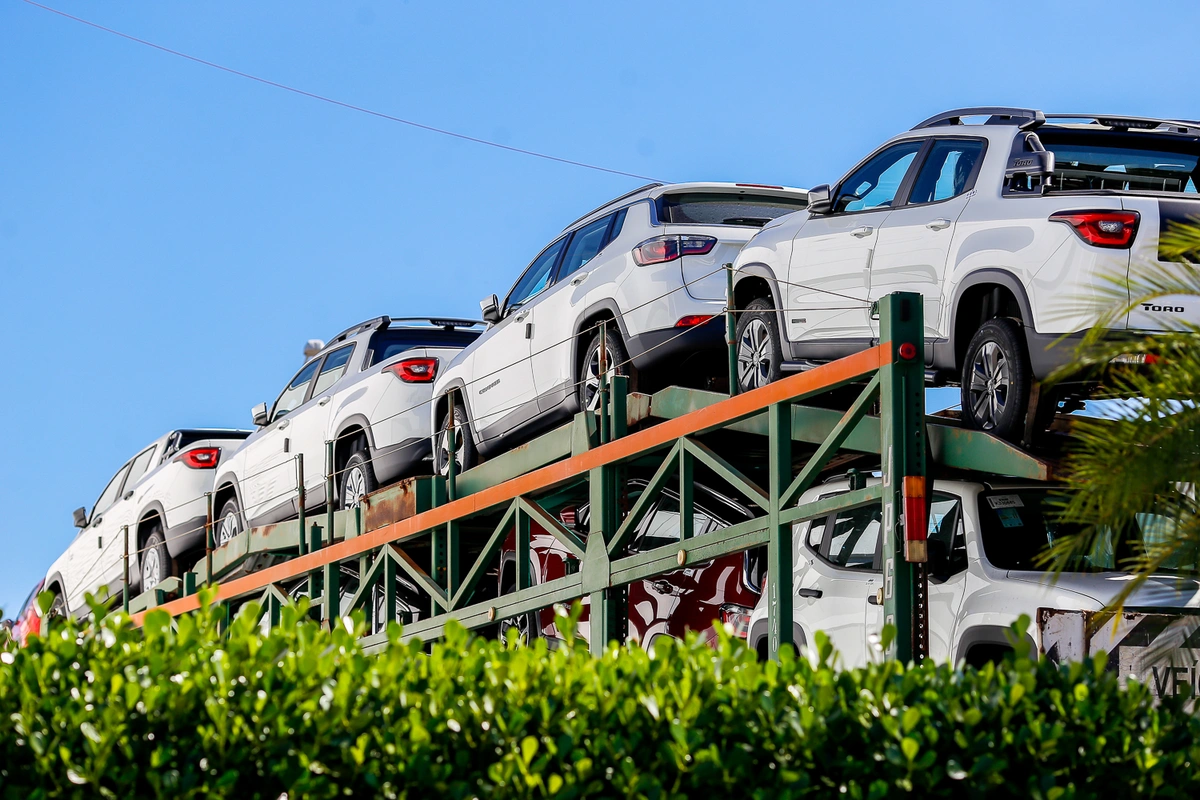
left=17, top=0, right=664, bottom=183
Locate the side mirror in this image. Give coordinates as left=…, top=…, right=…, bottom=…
left=72, top=507, right=88, bottom=529
left=806, top=184, right=833, bottom=214
left=251, top=402, right=269, bottom=427
left=480, top=294, right=501, bottom=325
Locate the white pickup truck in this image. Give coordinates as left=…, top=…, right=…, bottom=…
left=747, top=476, right=1200, bottom=670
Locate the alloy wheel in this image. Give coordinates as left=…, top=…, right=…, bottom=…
left=142, top=547, right=162, bottom=590
left=437, top=422, right=465, bottom=477
left=737, top=318, right=773, bottom=390
left=343, top=465, right=367, bottom=509
left=582, top=347, right=618, bottom=411
left=968, top=341, right=1010, bottom=430
left=217, top=510, right=241, bottom=545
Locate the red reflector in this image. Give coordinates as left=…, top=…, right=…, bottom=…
left=675, top=314, right=715, bottom=328
left=559, top=505, right=577, bottom=527
left=633, top=235, right=717, bottom=266
left=898, top=342, right=918, bottom=360
left=176, top=447, right=221, bottom=469
left=386, top=357, right=439, bottom=383
left=718, top=604, right=753, bottom=638
left=902, top=475, right=927, bottom=563
left=1049, top=209, right=1140, bottom=248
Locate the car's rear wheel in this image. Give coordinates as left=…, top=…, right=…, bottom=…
left=141, top=527, right=171, bottom=591
left=578, top=327, right=629, bottom=412
left=498, top=568, right=537, bottom=645
left=435, top=402, right=477, bottom=476
left=735, top=298, right=782, bottom=392
left=216, top=498, right=243, bottom=545
left=339, top=448, right=378, bottom=510
left=960, top=318, right=1032, bottom=441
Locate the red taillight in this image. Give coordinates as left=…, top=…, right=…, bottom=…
left=632, top=235, right=717, bottom=266
left=176, top=447, right=221, bottom=469
left=385, top=357, right=438, bottom=383
left=1050, top=210, right=1140, bottom=248
left=718, top=604, right=753, bottom=638
left=675, top=314, right=715, bottom=328
left=559, top=506, right=577, bottom=527
left=902, top=476, right=927, bottom=562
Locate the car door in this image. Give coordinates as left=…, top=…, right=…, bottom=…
left=531, top=212, right=621, bottom=413
left=870, top=138, right=987, bottom=342
left=472, top=236, right=566, bottom=447
left=795, top=498, right=883, bottom=667
left=64, top=459, right=132, bottom=609
left=242, top=358, right=320, bottom=525
left=786, top=141, right=924, bottom=348
left=287, top=343, right=355, bottom=510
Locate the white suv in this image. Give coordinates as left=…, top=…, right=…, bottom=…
left=748, top=477, right=1200, bottom=667
left=733, top=107, right=1200, bottom=440
left=43, top=428, right=250, bottom=616
left=431, top=182, right=808, bottom=470
left=211, top=317, right=481, bottom=542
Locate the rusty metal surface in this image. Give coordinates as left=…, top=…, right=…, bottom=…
left=362, top=477, right=423, bottom=533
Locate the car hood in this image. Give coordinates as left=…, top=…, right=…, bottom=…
left=1006, top=570, right=1200, bottom=609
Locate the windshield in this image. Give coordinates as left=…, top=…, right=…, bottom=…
left=1040, top=130, right=1200, bottom=194
left=978, top=489, right=1200, bottom=574
left=657, top=192, right=808, bottom=227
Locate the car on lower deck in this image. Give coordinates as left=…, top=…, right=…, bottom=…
left=4, top=580, right=44, bottom=646
left=42, top=428, right=251, bottom=617
left=431, top=182, right=808, bottom=475
left=498, top=479, right=765, bottom=649
left=211, top=317, right=482, bottom=543
left=747, top=477, right=1200, bottom=668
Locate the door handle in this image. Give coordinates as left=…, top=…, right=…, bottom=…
left=318, top=396, right=331, bottom=406
left=278, top=420, right=290, bottom=429
left=92, top=515, right=102, bottom=527
left=867, top=587, right=884, bottom=606
left=926, top=218, right=952, bottom=231
left=514, top=311, right=529, bottom=323
left=123, top=490, right=134, bottom=501
left=570, top=271, right=589, bottom=286
left=650, top=579, right=673, bottom=594
left=850, top=225, right=873, bottom=238
left=796, top=587, right=823, bottom=599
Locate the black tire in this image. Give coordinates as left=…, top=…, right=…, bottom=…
left=960, top=318, right=1032, bottom=441
left=735, top=297, right=783, bottom=392
left=216, top=497, right=243, bottom=546
left=577, top=327, right=630, bottom=412
left=435, top=402, right=478, bottom=476
left=498, top=568, right=538, bottom=645
left=140, top=526, right=171, bottom=591
left=46, top=590, right=67, bottom=621
left=339, top=447, right=378, bottom=510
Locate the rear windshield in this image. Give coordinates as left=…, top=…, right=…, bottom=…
left=978, top=489, right=1199, bottom=574
left=656, top=192, right=809, bottom=227
left=368, top=329, right=480, bottom=367
left=1040, top=131, right=1200, bottom=194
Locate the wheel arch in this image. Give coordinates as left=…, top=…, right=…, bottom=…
left=43, top=572, right=68, bottom=612
left=954, top=625, right=1038, bottom=667
left=432, top=378, right=478, bottom=451
left=332, top=415, right=375, bottom=499
left=212, top=477, right=244, bottom=529
left=732, top=264, right=788, bottom=351
left=571, top=299, right=630, bottom=398
left=945, top=269, right=1034, bottom=372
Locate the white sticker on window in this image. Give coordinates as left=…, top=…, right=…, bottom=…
left=987, top=494, right=1024, bottom=509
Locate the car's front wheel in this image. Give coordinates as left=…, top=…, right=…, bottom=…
left=435, top=402, right=477, bottom=477
left=735, top=297, right=782, bottom=392
left=960, top=318, right=1032, bottom=441
left=216, top=497, right=243, bottom=545
left=141, top=526, right=171, bottom=591
left=339, top=448, right=378, bottom=510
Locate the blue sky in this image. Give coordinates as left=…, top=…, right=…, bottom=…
left=2, top=0, right=1199, bottom=614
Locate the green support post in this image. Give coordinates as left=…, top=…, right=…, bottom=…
left=383, top=553, right=399, bottom=627
left=183, top=572, right=196, bottom=597
left=679, top=446, right=694, bottom=540
left=310, top=523, right=323, bottom=606
left=322, top=557, right=340, bottom=624
left=516, top=509, right=530, bottom=591
left=588, top=367, right=626, bottom=656
left=598, top=320, right=610, bottom=445
left=766, top=402, right=794, bottom=660
left=725, top=263, right=738, bottom=396
left=878, top=291, right=928, bottom=663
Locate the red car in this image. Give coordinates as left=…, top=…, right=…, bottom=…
left=499, top=480, right=765, bottom=648
left=5, top=580, right=45, bottom=647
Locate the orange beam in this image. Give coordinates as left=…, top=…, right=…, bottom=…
left=133, top=342, right=889, bottom=624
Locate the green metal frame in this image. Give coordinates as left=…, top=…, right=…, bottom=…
left=131, top=293, right=933, bottom=662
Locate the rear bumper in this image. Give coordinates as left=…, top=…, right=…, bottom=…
left=625, top=318, right=727, bottom=371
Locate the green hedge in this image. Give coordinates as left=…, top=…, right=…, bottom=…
left=2, top=595, right=1198, bottom=799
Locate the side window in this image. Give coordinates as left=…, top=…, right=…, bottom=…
left=125, top=446, right=157, bottom=489
left=633, top=495, right=715, bottom=551
left=505, top=237, right=567, bottom=312
left=928, top=494, right=967, bottom=575
left=835, top=141, right=924, bottom=213
left=808, top=503, right=882, bottom=571
left=558, top=214, right=614, bottom=281
left=606, top=208, right=627, bottom=244
left=312, top=344, right=355, bottom=396
left=91, top=462, right=133, bottom=520
left=272, top=359, right=321, bottom=422
left=907, top=139, right=987, bottom=205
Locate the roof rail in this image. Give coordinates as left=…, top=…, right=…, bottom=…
left=912, top=107, right=1046, bottom=131
left=1044, top=113, right=1200, bottom=136
left=327, top=315, right=391, bottom=347
left=560, top=182, right=664, bottom=232
left=388, top=317, right=485, bottom=330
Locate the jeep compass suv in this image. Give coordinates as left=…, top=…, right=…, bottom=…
left=732, top=107, right=1200, bottom=440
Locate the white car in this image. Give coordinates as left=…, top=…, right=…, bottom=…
left=431, top=182, right=808, bottom=471
left=211, top=317, right=481, bottom=542
left=732, top=107, right=1200, bottom=440
left=747, top=477, right=1200, bottom=667
left=43, top=428, right=251, bottom=616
